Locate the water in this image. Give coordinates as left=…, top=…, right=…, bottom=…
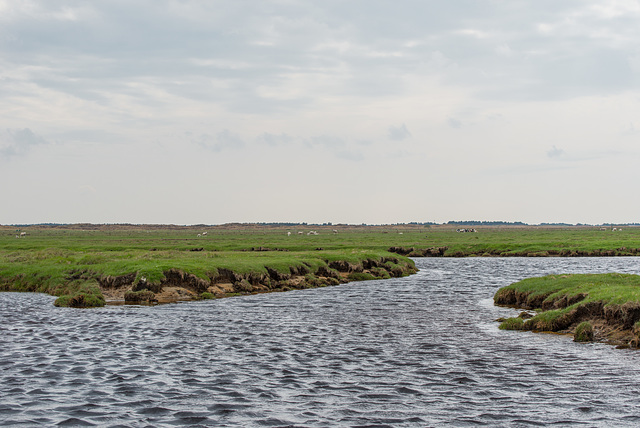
left=2, top=257, right=640, bottom=427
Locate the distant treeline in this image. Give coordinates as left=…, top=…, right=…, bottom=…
left=447, top=221, right=528, bottom=226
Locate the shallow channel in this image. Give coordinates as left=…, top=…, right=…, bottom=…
left=2, top=257, right=640, bottom=427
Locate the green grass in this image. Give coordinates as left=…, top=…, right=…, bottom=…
left=3, top=224, right=640, bottom=307
left=574, top=321, right=594, bottom=342
left=495, top=273, right=640, bottom=339
left=0, top=225, right=423, bottom=307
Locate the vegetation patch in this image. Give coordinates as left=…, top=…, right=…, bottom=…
left=574, top=321, right=594, bottom=342
left=347, top=272, right=378, bottom=281
left=124, top=290, right=157, bottom=303
left=498, top=317, right=525, bottom=330
left=494, top=273, right=640, bottom=347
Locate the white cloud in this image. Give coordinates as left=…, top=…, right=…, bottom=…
left=388, top=124, right=411, bottom=141
left=257, top=132, right=294, bottom=146
left=194, top=130, right=244, bottom=152
left=547, top=145, right=566, bottom=159
left=447, top=118, right=463, bottom=129
left=0, top=128, right=49, bottom=159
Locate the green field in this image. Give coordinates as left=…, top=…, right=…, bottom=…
left=2, top=223, right=639, bottom=308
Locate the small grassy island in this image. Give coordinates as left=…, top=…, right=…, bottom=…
left=495, top=273, right=640, bottom=347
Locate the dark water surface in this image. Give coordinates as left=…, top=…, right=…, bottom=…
left=2, top=258, right=640, bottom=427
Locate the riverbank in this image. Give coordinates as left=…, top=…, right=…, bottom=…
left=2, top=256, right=417, bottom=307
left=104, top=254, right=417, bottom=305
left=0, top=225, right=420, bottom=307
left=494, top=273, right=640, bottom=347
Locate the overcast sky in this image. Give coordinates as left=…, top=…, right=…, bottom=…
left=2, top=0, right=639, bottom=225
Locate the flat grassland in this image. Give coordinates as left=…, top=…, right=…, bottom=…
left=2, top=223, right=639, bottom=308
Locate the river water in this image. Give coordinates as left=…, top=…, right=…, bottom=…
left=2, top=257, right=640, bottom=427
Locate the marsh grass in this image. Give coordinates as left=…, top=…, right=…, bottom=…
left=498, top=317, right=525, bottom=330
left=4, top=224, right=640, bottom=307
left=0, top=226, right=421, bottom=307
left=574, top=321, right=594, bottom=342
left=495, top=273, right=640, bottom=340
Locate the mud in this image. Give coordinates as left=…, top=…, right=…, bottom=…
left=98, top=257, right=417, bottom=305
left=495, top=289, right=640, bottom=347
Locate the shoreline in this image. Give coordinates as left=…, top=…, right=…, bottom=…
left=104, top=255, right=418, bottom=305
left=1, top=255, right=418, bottom=307
left=389, top=246, right=640, bottom=258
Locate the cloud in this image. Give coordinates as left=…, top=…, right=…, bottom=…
left=547, top=145, right=565, bottom=159
left=3, top=1, right=640, bottom=224
left=304, top=134, right=367, bottom=161
left=448, top=118, right=463, bottom=129
left=336, top=150, right=364, bottom=162
left=308, top=135, right=346, bottom=149
left=257, top=132, right=294, bottom=146
left=0, top=128, right=49, bottom=159
left=194, top=129, right=244, bottom=152
left=388, top=123, right=411, bottom=141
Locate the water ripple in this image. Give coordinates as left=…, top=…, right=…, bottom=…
left=2, top=258, right=640, bottom=426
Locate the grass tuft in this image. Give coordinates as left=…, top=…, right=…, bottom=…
left=574, top=321, right=594, bottom=342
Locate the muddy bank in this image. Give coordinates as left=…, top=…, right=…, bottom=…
left=494, top=275, right=640, bottom=348
left=99, top=256, right=417, bottom=305
left=389, top=246, right=640, bottom=258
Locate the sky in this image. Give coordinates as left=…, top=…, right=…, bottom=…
left=2, top=0, right=640, bottom=225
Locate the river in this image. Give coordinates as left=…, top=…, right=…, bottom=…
left=2, top=257, right=640, bottom=427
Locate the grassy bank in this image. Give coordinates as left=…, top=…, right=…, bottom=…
left=0, top=225, right=421, bottom=307
left=494, top=273, right=640, bottom=346
left=3, top=223, right=640, bottom=308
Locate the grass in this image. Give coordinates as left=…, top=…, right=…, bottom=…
left=3, top=223, right=640, bottom=308
left=494, top=273, right=640, bottom=345
left=0, top=224, right=423, bottom=307
left=574, top=321, right=594, bottom=342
